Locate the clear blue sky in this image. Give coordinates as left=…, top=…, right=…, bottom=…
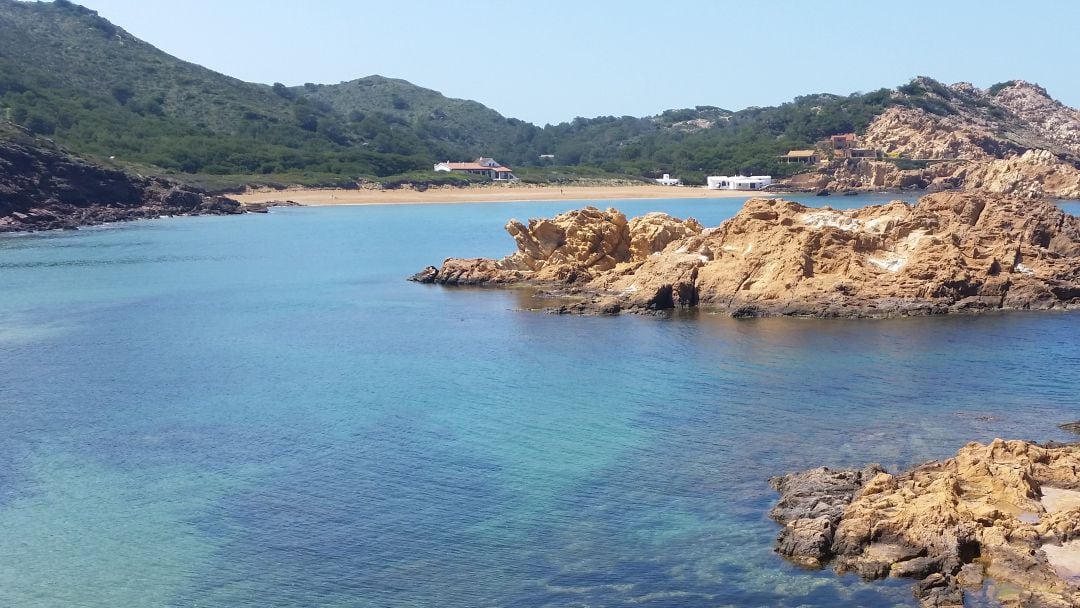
left=67, top=0, right=1080, bottom=125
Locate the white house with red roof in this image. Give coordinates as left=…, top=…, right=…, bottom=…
left=434, top=157, right=517, bottom=181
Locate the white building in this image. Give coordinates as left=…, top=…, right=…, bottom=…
left=706, top=175, right=773, bottom=191
left=434, top=157, right=517, bottom=181
left=655, top=173, right=681, bottom=186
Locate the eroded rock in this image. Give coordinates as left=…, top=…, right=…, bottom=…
left=768, top=465, right=884, bottom=567
left=411, top=206, right=702, bottom=289
left=771, top=440, right=1080, bottom=607
left=414, top=192, right=1080, bottom=317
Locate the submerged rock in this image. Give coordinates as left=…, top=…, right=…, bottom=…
left=771, top=440, right=1080, bottom=607
left=413, top=192, right=1080, bottom=317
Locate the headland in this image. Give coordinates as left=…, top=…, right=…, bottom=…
left=412, top=191, right=1080, bottom=318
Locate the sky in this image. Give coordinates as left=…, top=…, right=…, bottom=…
left=62, top=0, right=1080, bottom=126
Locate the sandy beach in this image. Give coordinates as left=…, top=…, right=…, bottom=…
left=231, top=184, right=772, bottom=206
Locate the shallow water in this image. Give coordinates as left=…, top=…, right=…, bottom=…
left=1, top=194, right=1078, bottom=607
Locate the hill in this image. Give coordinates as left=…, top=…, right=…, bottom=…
left=292, top=76, right=537, bottom=165
left=0, top=0, right=431, bottom=180
left=1, top=0, right=1079, bottom=201
left=0, top=122, right=246, bottom=232
left=807, top=78, right=1080, bottom=198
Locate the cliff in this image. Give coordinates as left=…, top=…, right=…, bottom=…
left=802, top=79, right=1080, bottom=199
left=0, top=137, right=244, bottom=232
left=412, top=192, right=1080, bottom=317
left=771, top=440, right=1080, bottom=607
left=822, top=151, right=1080, bottom=200
left=862, top=79, right=1080, bottom=163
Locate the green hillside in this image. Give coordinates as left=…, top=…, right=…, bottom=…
left=294, top=76, right=538, bottom=164
left=0, top=0, right=428, bottom=180
left=0, top=0, right=899, bottom=188
left=1, top=1, right=1058, bottom=191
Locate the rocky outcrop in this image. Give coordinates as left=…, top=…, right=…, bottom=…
left=411, top=207, right=703, bottom=285
left=815, top=79, right=1080, bottom=199
left=956, top=150, right=1080, bottom=199
left=862, top=79, right=1080, bottom=165
left=812, top=150, right=1080, bottom=199
left=810, top=151, right=1080, bottom=200
left=993, top=81, right=1080, bottom=158
left=0, top=138, right=245, bottom=232
left=239, top=199, right=302, bottom=214
left=863, top=106, right=1007, bottom=161
left=824, top=159, right=962, bottom=193
left=769, top=465, right=885, bottom=568
left=771, top=440, right=1080, bottom=607
left=414, top=192, right=1080, bottom=317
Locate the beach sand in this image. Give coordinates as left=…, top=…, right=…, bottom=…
left=230, top=184, right=771, bottom=206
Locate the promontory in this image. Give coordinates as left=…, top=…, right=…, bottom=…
left=411, top=191, right=1080, bottom=317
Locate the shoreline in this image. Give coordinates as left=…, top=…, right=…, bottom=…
left=230, top=184, right=777, bottom=207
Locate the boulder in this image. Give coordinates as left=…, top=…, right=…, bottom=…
left=768, top=465, right=884, bottom=567
left=417, top=206, right=702, bottom=287
left=771, top=440, right=1080, bottom=606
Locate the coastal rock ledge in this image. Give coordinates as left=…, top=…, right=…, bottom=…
left=0, top=139, right=248, bottom=232
left=770, top=440, right=1080, bottom=607
left=411, top=192, right=1080, bottom=317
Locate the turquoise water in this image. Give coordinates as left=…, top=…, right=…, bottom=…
left=1, top=194, right=1079, bottom=607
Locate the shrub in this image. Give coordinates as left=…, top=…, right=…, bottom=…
left=111, top=85, right=134, bottom=105
left=988, top=81, right=1016, bottom=96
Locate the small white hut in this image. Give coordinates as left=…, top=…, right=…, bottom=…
left=706, top=175, right=773, bottom=191
left=655, top=173, right=681, bottom=186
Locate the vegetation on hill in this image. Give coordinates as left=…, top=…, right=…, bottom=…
left=0, top=1, right=1061, bottom=191
left=293, top=76, right=537, bottom=165
left=507, top=90, right=895, bottom=183
left=0, top=0, right=430, bottom=180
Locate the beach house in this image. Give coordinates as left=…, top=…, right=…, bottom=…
left=655, top=173, right=681, bottom=186
left=434, top=157, right=517, bottom=181
left=831, top=133, right=857, bottom=158
left=778, top=150, right=818, bottom=164
left=706, top=175, right=773, bottom=190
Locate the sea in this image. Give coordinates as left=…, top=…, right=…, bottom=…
left=1, top=193, right=1079, bottom=608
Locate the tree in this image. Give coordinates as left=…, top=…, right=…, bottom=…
left=111, top=85, right=134, bottom=105
left=294, top=106, right=318, bottom=132
left=271, top=82, right=295, bottom=100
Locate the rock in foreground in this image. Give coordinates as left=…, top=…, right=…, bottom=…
left=413, top=192, right=1080, bottom=317
left=771, top=440, right=1080, bottom=607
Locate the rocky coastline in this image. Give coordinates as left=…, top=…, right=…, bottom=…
left=785, top=80, right=1080, bottom=200
left=412, top=191, right=1080, bottom=318
left=0, top=138, right=260, bottom=233
left=786, top=149, right=1080, bottom=200
left=770, top=439, right=1080, bottom=607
